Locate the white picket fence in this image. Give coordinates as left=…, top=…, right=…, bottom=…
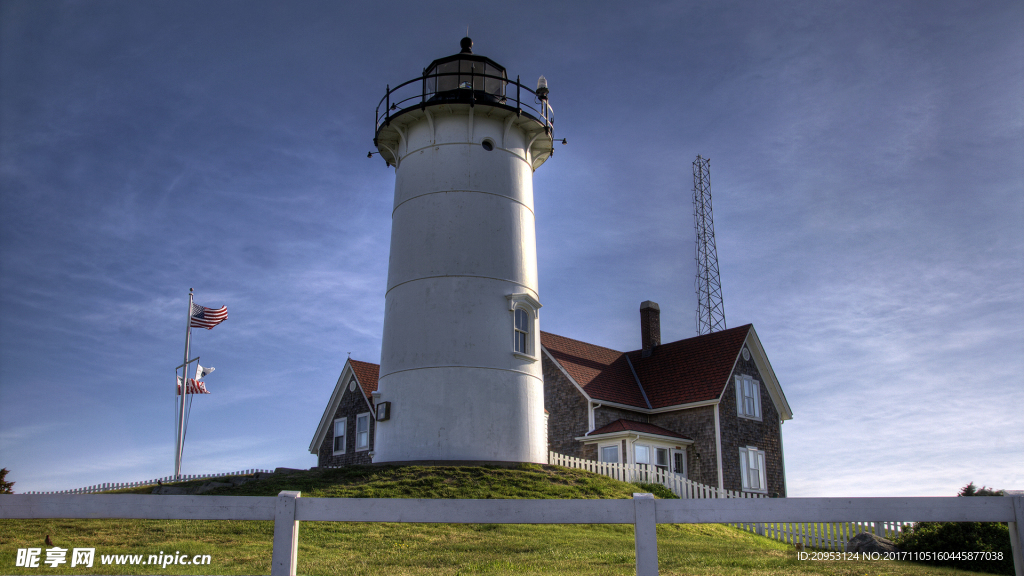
left=548, top=451, right=765, bottom=500
left=22, top=469, right=274, bottom=495
left=729, top=520, right=914, bottom=550
left=548, top=451, right=926, bottom=552
left=4, top=493, right=1021, bottom=576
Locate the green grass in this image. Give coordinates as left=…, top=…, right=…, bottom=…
left=0, top=465, right=1002, bottom=575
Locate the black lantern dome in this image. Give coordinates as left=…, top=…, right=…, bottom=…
left=374, top=38, right=554, bottom=170
left=423, top=37, right=508, bottom=104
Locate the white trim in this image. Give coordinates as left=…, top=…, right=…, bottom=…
left=634, top=443, right=651, bottom=465
left=576, top=430, right=694, bottom=445
left=714, top=403, right=724, bottom=492
left=598, top=443, right=621, bottom=464
left=332, top=417, right=347, bottom=455
left=355, top=412, right=371, bottom=452
left=509, top=294, right=541, bottom=361
left=744, top=327, right=793, bottom=420
left=574, top=397, right=721, bottom=415
left=735, top=374, right=762, bottom=421
left=309, top=362, right=353, bottom=454
left=505, top=292, right=542, bottom=313
left=654, top=446, right=670, bottom=471
left=778, top=417, right=787, bottom=497
left=739, top=446, right=768, bottom=494
left=309, top=360, right=376, bottom=454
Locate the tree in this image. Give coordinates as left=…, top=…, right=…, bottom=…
left=894, top=482, right=1012, bottom=575
left=959, top=482, right=1004, bottom=497
left=0, top=468, right=13, bottom=494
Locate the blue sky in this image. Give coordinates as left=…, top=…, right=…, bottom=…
left=1, top=1, right=1021, bottom=497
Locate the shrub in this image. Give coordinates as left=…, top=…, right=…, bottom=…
left=0, top=468, right=13, bottom=494
left=893, top=482, right=1013, bottom=575
left=631, top=482, right=678, bottom=499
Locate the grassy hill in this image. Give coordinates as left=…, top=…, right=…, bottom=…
left=0, top=464, right=1000, bottom=575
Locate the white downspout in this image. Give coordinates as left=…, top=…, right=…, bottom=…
left=714, top=403, right=724, bottom=491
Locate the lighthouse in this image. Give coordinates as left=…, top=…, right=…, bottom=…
left=370, top=38, right=555, bottom=464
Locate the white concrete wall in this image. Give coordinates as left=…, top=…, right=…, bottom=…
left=374, top=110, right=547, bottom=463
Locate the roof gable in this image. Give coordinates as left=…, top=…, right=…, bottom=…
left=349, top=359, right=380, bottom=398
left=540, top=332, right=647, bottom=408
left=308, top=358, right=379, bottom=454
left=588, top=418, right=693, bottom=440
left=627, top=324, right=751, bottom=408
left=542, top=324, right=790, bottom=419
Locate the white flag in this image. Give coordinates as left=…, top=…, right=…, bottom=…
left=196, top=364, right=215, bottom=379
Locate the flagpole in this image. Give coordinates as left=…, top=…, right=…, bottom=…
left=176, top=288, right=194, bottom=480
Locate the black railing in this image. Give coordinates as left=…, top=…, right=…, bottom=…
left=375, top=71, right=554, bottom=138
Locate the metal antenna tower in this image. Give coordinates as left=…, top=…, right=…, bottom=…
left=692, top=155, right=726, bottom=335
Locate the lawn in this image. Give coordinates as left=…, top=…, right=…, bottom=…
left=0, top=465, right=1003, bottom=575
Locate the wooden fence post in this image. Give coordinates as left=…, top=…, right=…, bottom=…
left=1009, top=496, right=1023, bottom=576
left=633, top=493, right=658, bottom=576
left=271, top=491, right=300, bottom=576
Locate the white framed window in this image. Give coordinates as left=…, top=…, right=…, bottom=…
left=634, top=444, right=650, bottom=465
left=735, top=375, right=762, bottom=420
left=655, top=448, right=669, bottom=470
left=506, top=293, right=541, bottom=361
left=739, top=446, right=767, bottom=493
left=355, top=412, right=370, bottom=451
left=332, top=417, right=347, bottom=455
left=514, top=307, right=529, bottom=354
left=599, top=444, right=619, bottom=464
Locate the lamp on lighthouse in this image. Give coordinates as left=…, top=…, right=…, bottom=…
left=424, top=37, right=508, bottom=102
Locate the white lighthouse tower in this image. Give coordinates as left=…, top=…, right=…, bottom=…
left=370, top=38, right=555, bottom=464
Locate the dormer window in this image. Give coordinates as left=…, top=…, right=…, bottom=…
left=506, top=293, right=542, bottom=361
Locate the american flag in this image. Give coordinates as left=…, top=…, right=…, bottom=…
left=176, top=377, right=210, bottom=395
left=190, top=303, right=227, bottom=330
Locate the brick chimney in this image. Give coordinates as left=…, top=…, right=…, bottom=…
left=640, top=301, right=661, bottom=357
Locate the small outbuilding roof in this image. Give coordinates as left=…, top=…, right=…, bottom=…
left=587, top=419, right=693, bottom=441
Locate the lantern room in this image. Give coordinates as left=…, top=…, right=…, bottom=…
left=424, top=37, right=508, bottom=103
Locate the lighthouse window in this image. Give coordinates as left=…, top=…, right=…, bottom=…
left=481, top=139, right=494, bottom=151
left=514, top=307, right=529, bottom=354
left=506, top=292, right=541, bottom=360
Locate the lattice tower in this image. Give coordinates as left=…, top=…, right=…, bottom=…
left=693, top=155, right=726, bottom=335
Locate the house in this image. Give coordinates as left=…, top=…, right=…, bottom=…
left=309, top=359, right=379, bottom=467
left=310, top=301, right=793, bottom=496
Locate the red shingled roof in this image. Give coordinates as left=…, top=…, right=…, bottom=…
left=541, top=325, right=752, bottom=409
left=349, top=359, right=379, bottom=398
left=587, top=419, right=692, bottom=440
left=540, top=331, right=648, bottom=407
left=628, top=324, right=751, bottom=408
